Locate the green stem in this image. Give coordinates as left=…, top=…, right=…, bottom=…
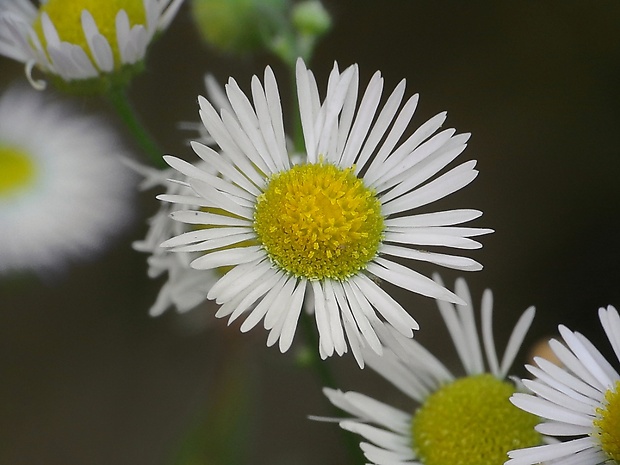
left=105, top=87, right=166, bottom=168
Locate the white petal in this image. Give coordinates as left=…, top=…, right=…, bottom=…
left=296, top=58, right=319, bottom=161
left=480, top=289, right=499, bottom=376
left=264, top=275, right=297, bottom=330
left=169, top=210, right=251, bottom=227
left=522, top=379, right=595, bottom=415
left=535, top=421, right=593, bottom=436
left=599, top=305, right=620, bottom=366
left=239, top=272, right=288, bottom=332
left=499, top=306, right=535, bottom=377
left=353, top=273, right=419, bottom=338
left=507, top=437, right=593, bottom=465
left=381, top=160, right=478, bottom=215
left=380, top=244, right=483, bottom=271
left=384, top=209, right=482, bottom=228
left=510, top=393, right=594, bottom=426
left=189, top=179, right=254, bottom=220
left=368, top=258, right=463, bottom=304
left=190, top=246, right=264, bottom=270
left=339, top=420, right=411, bottom=454
left=339, top=70, right=383, bottom=167
left=278, top=279, right=307, bottom=352
left=312, top=280, right=335, bottom=358
left=161, top=227, right=251, bottom=248
left=323, top=279, right=347, bottom=356
left=353, top=79, right=406, bottom=174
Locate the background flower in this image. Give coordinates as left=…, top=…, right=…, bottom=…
left=0, top=84, right=136, bottom=277
left=321, top=277, right=539, bottom=464
left=130, top=161, right=219, bottom=316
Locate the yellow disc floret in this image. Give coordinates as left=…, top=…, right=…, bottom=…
left=0, top=145, right=37, bottom=197
left=253, top=162, right=384, bottom=281
left=594, top=380, right=620, bottom=462
left=412, top=374, right=541, bottom=465
left=33, top=0, right=146, bottom=66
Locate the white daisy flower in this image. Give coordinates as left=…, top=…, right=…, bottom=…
left=321, top=276, right=542, bottom=464
left=130, top=161, right=218, bottom=316
left=0, top=0, right=184, bottom=91
left=160, top=58, right=492, bottom=362
left=0, top=84, right=136, bottom=276
left=508, top=305, right=620, bottom=465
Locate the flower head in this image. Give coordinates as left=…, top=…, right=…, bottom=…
left=0, top=85, right=136, bottom=276
left=160, top=59, right=492, bottom=363
left=508, top=305, right=620, bottom=465
left=321, top=277, right=541, bottom=464
left=0, top=0, right=184, bottom=92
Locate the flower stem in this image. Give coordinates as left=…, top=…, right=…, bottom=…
left=105, top=87, right=166, bottom=168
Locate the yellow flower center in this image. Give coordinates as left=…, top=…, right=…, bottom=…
left=253, top=162, right=384, bottom=281
left=412, top=374, right=541, bottom=465
left=0, top=145, right=37, bottom=197
left=33, top=0, right=146, bottom=67
left=594, top=380, right=620, bottom=462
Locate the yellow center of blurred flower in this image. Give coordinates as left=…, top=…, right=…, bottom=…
left=253, top=162, right=384, bottom=281
left=0, top=146, right=36, bottom=197
left=594, top=380, right=620, bottom=462
left=33, top=0, right=146, bottom=67
left=412, top=374, right=541, bottom=465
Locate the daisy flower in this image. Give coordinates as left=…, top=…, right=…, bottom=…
left=131, top=161, right=219, bottom=316
left=0, top=0, right=184, bottom=91
left=508, top=305, right=620, bottom=465
left=0, top=84, right=136, bottom=276
left=321, top=276, right=541, bottom=464
left=160, top=59, right=492, bottom=361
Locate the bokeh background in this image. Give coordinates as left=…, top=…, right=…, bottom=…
left=2, top=1, right=620, bottom=464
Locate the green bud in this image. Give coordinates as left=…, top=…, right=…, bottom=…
left=292, top=0, right=331, bottom=38
left=191, top=0, right=289, bottom=54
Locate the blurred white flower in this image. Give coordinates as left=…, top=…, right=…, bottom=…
left=0, top=84, right=136, bottom=276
